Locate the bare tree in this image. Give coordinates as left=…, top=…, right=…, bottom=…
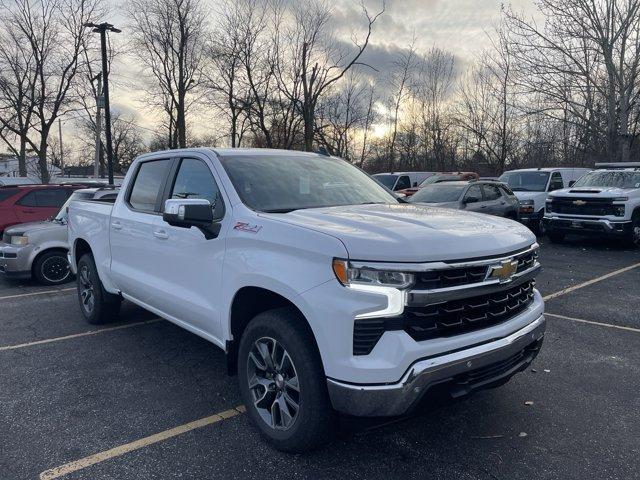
left=505, top=0, right=640, bottom=162
left=128, top=0, right=206, bottom=149
left=274, top=0, right=384, bottom=151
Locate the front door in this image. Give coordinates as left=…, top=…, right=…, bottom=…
left=150, top=157, right=227, bottom=341
left=462, top=184, right=487, bottom=213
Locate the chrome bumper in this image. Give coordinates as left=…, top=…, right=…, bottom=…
left=0, top=242, right=32, bottom=278
left=327, top=315, right=545, bottom=417
left=543, top=216, right=631, bottom=236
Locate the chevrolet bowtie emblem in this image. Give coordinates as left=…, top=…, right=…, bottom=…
left=573, top=200, right=587, bottom=206
left=487, top=259, right=518, bottom=283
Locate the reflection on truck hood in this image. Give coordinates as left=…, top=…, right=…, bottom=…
left=263, top=203, right=534, bottom=262
left=551, top=186, right=635, bottom=197
left=4, top=221, right=57, bottom=236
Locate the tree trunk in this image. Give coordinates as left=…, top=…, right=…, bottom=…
left=303, top=105, right=314, bottom=152
left=38, top=135, right=49, bottom=184
left=18, top=136, right=27, bottom=177
left=177, top=93, right=186, bottom=148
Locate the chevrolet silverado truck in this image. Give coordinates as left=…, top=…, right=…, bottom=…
left=543, top=165, right=640, bottom=246
left=67, top=148, right=545, bottom=452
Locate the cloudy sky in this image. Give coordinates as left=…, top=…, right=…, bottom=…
left=78, top=0, right=541, bottom=145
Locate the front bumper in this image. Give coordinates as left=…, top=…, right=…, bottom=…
left=0, top=242, right=32, bottom=279
left=543, top=216, right=632, bottom=237
left=327, top=314, right=545, bottom=417
left=519, top=209, right=543, bottom=224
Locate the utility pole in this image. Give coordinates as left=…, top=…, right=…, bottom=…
left=92, top=73, right=103, bottom=178
left=84, top=22, right=121, bottom=185
left=58, top=118, right=64, bottom=173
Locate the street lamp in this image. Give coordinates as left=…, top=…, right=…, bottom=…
left=84, top=22, right=121, bottom=185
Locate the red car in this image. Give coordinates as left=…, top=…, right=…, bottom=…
left=398, top=171, right=480, bottom=197
left=0, top=184, right=82, bottom=234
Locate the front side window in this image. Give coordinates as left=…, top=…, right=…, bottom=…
left=499, top=171, right=550, bottom=192
left=464, top=184, right=483, bottom=202
left=396, top=176, right=411, bottom=190
left=17, top=191, right=38, bottom=207
left=372, top=174, right=398, bottom=190
left=573, top=171, right=640, bottom=189
left=129, top=159, right=172, bottom=212
left=220, top=154, right=397, bottom=213
left=171, top=159, right=221, bottom=206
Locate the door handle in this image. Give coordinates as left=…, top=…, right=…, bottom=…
left=111, top=221, right=123, bottom=230
left=153, top=230, right=169, bottom=240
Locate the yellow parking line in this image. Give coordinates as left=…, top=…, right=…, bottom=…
left=0, top=319, right=162, bottom=352
left=39, top=405, right=246, bottom=480
left=543, top=262, right=640, bottom=301
left=546, top=312, right=640, bottom=333
left=0, top=287, right=75, bottom=301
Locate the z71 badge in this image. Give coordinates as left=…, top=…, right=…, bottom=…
left=233, top=222, right=263, bottom=234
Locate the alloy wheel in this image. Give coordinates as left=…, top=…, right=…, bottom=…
left=79, top=265, right=95, bottom=314
left=246, top=337, right=301, bottom=430
left=41, top=256, right=70, bottom=284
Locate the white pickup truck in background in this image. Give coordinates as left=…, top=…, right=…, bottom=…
left=67, top=148, right=545, bottom=452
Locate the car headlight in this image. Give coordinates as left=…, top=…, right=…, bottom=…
left=332, top=259, right=415, bottom=289
left=10, top=235, right=28, bottom=246
left=520, top=199, right=534, bottom=206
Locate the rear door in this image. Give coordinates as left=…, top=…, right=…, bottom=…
left=109, top=158, right=174, bottom=304
left=480, top=184, right=506, bottom=216
left=149, top=156, right=227, bottom=339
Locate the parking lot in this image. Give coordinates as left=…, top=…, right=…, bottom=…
left=1, top=238, right=639, bottom=480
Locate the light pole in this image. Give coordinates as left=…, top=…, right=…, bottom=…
left=84, top=22, right=120, bottom=185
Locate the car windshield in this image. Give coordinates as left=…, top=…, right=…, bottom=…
left=499, top=171, right=550, bottom=192
left=54, top=191, right=92, bottom=222
left=419, top=174, right=463, bottom=186
left=219, top=154, right=397, bottom=212
left=372, top=174, right=398, bottom=189
left=573, top=171, right=640, bottom=189
left=409, top=184, right=466, bottom=203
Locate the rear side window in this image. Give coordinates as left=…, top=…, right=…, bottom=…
left=396, top=176, right=411, bottom=190
left=0, top=188, right=19, bottom=202
left=482, top=184, right=502, bottom=201
left=465, top=184, right=482, bottom=201
left=128, top=159, right=171, bottom=212
left=34, top=188, right=71, bottom=207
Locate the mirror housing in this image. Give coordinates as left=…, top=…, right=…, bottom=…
left=163, top=198, right=223, bottom=239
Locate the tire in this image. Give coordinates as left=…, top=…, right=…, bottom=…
left=237, top=307, right=337, bottom=452
left=76, top=253, right=121, bottom=325
left=547, top=231, right=565, bottom=243
left=624, top=211, right=640, bottom=248
left=33, top=250, right=72, bottom=286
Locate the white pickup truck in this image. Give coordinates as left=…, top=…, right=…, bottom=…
left=543, top=165, right=640, bottom=246
left=67, top=148, right=545, bottom=452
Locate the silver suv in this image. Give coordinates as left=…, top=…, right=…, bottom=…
left=0, top=188, right=118, bottom=285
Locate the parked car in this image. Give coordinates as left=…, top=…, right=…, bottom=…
left=0, top=188, right=118, bottom=284
left=543, top=163, right=640, bottom=246
left=372, top=171, right=435, bottom=191
left=68, top=148, right=544, bottom=452
left=0, top=184, right=83, bottom=234
left=399, top=171, right=480, bottom=196
left=499, top=168, right=591, bottom=233
left=408, top=180, right=520, bottom=219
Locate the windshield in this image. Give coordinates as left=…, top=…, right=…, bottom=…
left=420, top=174, right=461, bottom=186
left=499, top=171, right=550, bottom=192
left=409, top=184, right=466, bottom=203
left=372, top=174, right=398, bottom=189
left=54, top=191, right=93, bottom=222
left=219, top=155, right=397, bottom=212
left=573, top=171, right=640, bottom=189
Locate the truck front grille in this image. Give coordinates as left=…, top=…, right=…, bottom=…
left=547, top=198, right=620, bottom=216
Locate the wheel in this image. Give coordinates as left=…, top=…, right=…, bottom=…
left=76, top=253, right=121, bottom=324
left=625, top=212, right=640, bottom=248
left=530, top=219, right=545, bottom=236
left=33, top=250, right=72, bottom=285
left=547, top=231, right=565, bottom=243
left=237, top=307, right=337, bottom=452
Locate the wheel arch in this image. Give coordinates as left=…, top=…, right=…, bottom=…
left=74, top=238, right=93, bottom=264
left=226, top=286, right=319, bottom=376
left=31, top=246, right=69, bottom=277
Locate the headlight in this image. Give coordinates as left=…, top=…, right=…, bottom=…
left=332, top=259, right=415, bottom=289
left=520, top=199, right=534, bottom=206
left=10, top=235, right=28, bottom=246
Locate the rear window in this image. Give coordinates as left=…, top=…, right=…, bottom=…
left=128, top=159, right=172, bottom=212
left=16, top=188, right=71, bottom=207
left=0, top=188, right=19, bottom=202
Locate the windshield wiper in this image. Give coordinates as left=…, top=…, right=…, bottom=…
left=262, top=208, right=298, bottom=213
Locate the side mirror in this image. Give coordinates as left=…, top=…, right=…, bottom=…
left=464, top=196, right=479, bottom=204
left=163, top=198, right=224, bottom=239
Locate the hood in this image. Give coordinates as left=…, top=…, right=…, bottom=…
left=4, top=220, right=60, bottom=236
left=261, top=204, right=535, bottom=262
left=550, top=186, right=634, bottom=198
